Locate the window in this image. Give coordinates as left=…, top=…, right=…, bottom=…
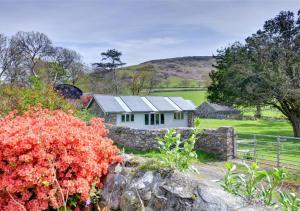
left=150, top=113, right=155, bottom=125
left=145, top=114, right=149, bottom=125
left=160, top=113, right=165, bottom=124
left=122, top=113, right=134, bottom=122
left=174, top=112, right=184, bottom=120
left=156, top=114, right=160, bottom=125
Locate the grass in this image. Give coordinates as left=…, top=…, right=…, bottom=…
left=152, top=90, right=207, bottom=106
left=241, top=107, right=285, bottom=119
left=151, top=90, right=293, bottom=136
left=151, top=90, right=286, bottom=119
left=157, top=76, right=201, bottom=88
left=199, top=118, right=292, bottom=136
left=121, top=147, right=217, bottom=164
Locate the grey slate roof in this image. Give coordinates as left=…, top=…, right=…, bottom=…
left=93, top=95, right=125, bottom=113
left=121, top=96, right=153, bottom=112
left=169, top=97, right=196, bottom=111
left=90, top=95, right=196, bottom=113
left=146, top=96, right=177, bottom=111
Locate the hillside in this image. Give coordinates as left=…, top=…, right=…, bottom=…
left=142, top=56, right=214, bottom=83
left=76, top=56, right=215, bottom=93
left=120, top=56, right=215, bottom=88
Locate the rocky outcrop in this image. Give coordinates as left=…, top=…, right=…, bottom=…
left=101, top=155, right=272, bottom=211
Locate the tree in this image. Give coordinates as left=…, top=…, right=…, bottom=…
left=52, top=47, right=84, bottom=85
left=0, top=32, right=86, bottom=86
left=207, top=10, right=300, bottom=137
left=0, top=34, right=8, bottom=79
left=1, top=37, right=28, bottom=85
left=10, top=31, right=53, bottom=77
left=129, top=64, right=157, bottom=95
left=92, top=49, right=126, bottom=95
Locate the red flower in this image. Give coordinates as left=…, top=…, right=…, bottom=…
left=0, top=108, right=121, bottom=210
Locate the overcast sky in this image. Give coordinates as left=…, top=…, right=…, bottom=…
left=0, top=0, right=299, bottom=65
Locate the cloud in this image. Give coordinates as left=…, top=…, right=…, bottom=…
left=0, top=0, right=299, bottom=65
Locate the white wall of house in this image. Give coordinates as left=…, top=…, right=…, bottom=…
left=115, top=112, right=188, bottom=129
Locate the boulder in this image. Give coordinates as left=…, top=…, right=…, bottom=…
left=100, top=155, right=273, bottom=211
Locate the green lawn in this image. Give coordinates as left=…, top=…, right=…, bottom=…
left=241, top=107, right=285, bottom=119
left=151, top=90, right=293, bottom=136
left=199, top=118, right=292, bottom=136
left=152, top=90, right=207, bottom=106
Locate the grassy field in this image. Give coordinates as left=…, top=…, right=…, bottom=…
left=152, top=90, right=284, bottom=118
left=151, top=90, right=293, bottom=136
left=199, top=119, right=292, bottom=136
left=241, top=108, right=284, bottom=119
left=152, top=90, right=207, bottom=106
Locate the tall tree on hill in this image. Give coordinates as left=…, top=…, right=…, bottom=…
left=207, top=10, right=300, bottom=137
left=92, top=49, right=126, bottom=95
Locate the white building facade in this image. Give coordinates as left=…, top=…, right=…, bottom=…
left=88, top=95, right=196, bottom=129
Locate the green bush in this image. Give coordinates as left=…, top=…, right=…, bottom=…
left=156, top=118, right=201, bottom=172
left=0, top=79, right=74, bottom=116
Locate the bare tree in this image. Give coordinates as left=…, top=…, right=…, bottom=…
left=67, top=62, right=85, bottom=85
left=0, top=31, right=85, bottom=86
left=0, top=34, right=9, bottom=79
left=53, top=47, right=81, bottom=70
left=10, top=31, right=53, bottom=77
left=52, top=47, right=84, bottom=85
left=129, top=65, right=158, bottom=95
left=0, top=36, right=28, bottom=85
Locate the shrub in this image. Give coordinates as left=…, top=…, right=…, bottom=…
left=157, top=118, right=201, bottom=171
left=0, top=81, right=74, bottom=117
left=0, top=108, right=121, bottom=210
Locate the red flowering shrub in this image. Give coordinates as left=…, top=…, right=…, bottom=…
left=0, top=108, right=121, bottom=210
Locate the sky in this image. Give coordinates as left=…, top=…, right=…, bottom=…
left=0, top=0, right=299, bottom=66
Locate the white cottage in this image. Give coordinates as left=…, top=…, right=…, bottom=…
left=87, top=95, right=196, bottom=129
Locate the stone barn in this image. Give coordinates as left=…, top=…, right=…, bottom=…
left=195, top=102, right=241, bottom=119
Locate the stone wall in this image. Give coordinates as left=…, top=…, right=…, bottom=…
left=107, top=125, right=236, bottom=160
left=196, top=127, right=236, bottom=160
left=194, top=102, right=241, bottom=120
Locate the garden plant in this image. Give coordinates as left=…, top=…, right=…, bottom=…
left=0, top=108, right=121, bottom=210
left=222, top=162, right=299, bottom=210
left=157, top=118, right=201, bottom=172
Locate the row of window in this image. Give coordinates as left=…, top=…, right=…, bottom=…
left=121, top=114, right=134, bottom=122
left=121, top=112, right=184, bottom=124
left=145, top=113, right=164, bottom=125
left=174, top=112, right=184, bottom=120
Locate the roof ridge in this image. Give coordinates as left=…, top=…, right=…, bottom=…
left=114, top=96, right=131, bottom=112
left=164, top=97, right=182, bottom=111
left=141, top=97, right=158, bottom=112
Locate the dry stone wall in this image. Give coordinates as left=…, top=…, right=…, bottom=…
left=107, top=125, right=236, bottom=160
